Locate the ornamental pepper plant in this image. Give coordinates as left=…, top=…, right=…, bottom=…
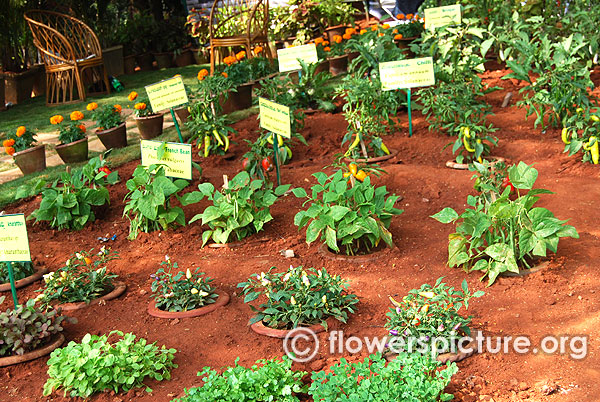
left=562, top=108, right=600, bottom=164
left=237, top=265, right=359, bottom=329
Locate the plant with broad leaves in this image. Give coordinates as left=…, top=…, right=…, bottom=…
left=181, top=171, right=290, bottom=246
left=123, top=164, right=188, bottom=240
left=237, top=265, right=358, bottom=329
left=431, top=162, right=579, bottom=285
left=386, top=278, right=484, bottom=354
left=293, top=170, right=403, bottom=255
left=43, top=330, right=177, bottom=398
left=309, top=353, right=457, bottom=402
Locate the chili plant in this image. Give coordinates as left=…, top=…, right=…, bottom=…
left=431, top=162, right=579, bottom=285
left=447, top=125, right=498, bottom=164
left=562, top=108, right=600, bottom=165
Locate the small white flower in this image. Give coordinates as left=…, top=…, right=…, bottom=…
left=198, top=290, right=209, bottom=297
left=186, top=269, right=192, bottom=279
left=66, top=259, right=71, bottom=266
left=301, top=274, right=310, bottom=287
left=96, top=267, right=103, bottom=274
left=43, top=272, right=54, bottom=283
left=165, top=255, right=170, bottom=261
left=165, top=292, right=174, bottom=298
left=191, top=288, right=199, bottom=294
left=317, top=269, right=322, bottom=277
left=290, top=296, right=296, bottom=305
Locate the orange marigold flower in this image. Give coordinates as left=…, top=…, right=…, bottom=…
left=16, top=126, right=26, bottom=137
left=393, top=29, right=398, bottom=33
left=78, top=124, right=86, bottom=133
left=378, top=33, right=384, bottom=37
left=333, top=35, right=342, bottom=44
left=382, top=23, right=390, bottom=29
left=323, top=46, right=331, bottom=52
left=371, top=25, right=378, bottom=31
left=134, top=102, right=146, bottom=110
left=70, top=111, right=84, bottom=121
left=345, top=27, right=355, bottom=35
left=222, top=72, right=228, bottom=78
left=236, top=51, right=246, bottom=60
left=253, top=46, right=263, bottom=54
left=414, top=14, right=419, bottom=19
left=224, top=55, right=236, bottom=65
left=128, top=91, right=138, bottom=101
left=406, top=13, right=414, bottom=19
left=342, top=33, right=352, bottom=40
left=113, top=104, right=122, bottom=113
left=50, top=115, right=64, bottom=125
left=322, top=40, right=329, bottom=46
left=360, top=29, right=367, bottom=35
left=397, top=13, right=405, bottom=19
left=5, top=146, right=15, bottom=156
left=197, top=69, right=209, bottom=80
left=3, top=139, right=15, bottom=147
left=86, top=102, right=98, bottom=111
left=394, top=34, right=403, bottom=40
left=314, top=37, right=324, bottom=44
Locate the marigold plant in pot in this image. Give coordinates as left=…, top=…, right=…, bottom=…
left=51, top=112, right=88, bottom=164
left=293, top=169, right=403, bottom=255
left=2, top=125, right=46, bottom=175
left=130, top=91, right=164, bottom=140
left=237, top=265, right=358, bottom=333
left=87, top=102, right=127, bottom=149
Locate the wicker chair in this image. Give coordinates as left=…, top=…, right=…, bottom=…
left=208, top=0, right=272, bottom=73
left=24, top=10, right=110, bottom=105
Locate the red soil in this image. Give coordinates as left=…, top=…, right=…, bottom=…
left=1, top=66, right=599, bottom=402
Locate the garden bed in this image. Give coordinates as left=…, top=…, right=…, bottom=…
left=0, top=66, right=599, bottom=402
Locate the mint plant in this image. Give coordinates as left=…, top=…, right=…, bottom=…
left=238, top=265, right=358, bottom=329
left=175, top=357, right=306, bottom=402
left=123, top=164, right=188, bottom=240
left=432, top=162, right=579, bottom=285
left=181, top=171, right=290, bottom=246
left=43, top=331, right=177, bottom=398
left=293, top=170, right=403, bottom=255
left=309, top=353, right=457, bottom=402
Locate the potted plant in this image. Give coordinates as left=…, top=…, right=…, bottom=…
left=87, top=102, right=127, bottom=149
left=186, top=7, right=210, bottom=64
left=2, top=125, right=45, bottom=174
left=293, top=167, right=403, bottom=256
left=237, top=265, right=359, bottom=337
left=51, top=111, right=88, bottom=164
left=219, top=53, right=254, bottom=113
left=392, top=13, right=425, bottom=51
left=35, top=247, right=125, bottom=311
left=130, top=91, right=164, bottom=140
left=148, top=256, right=228, bottom=318
left=318, top=0, right=355, bottom=42
left=0, top=295, right=72, bottom=366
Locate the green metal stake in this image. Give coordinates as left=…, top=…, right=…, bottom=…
left=170, top=107, right=185, bottom=143
left=272, top=133, right=281, bottom=186
left=407, top=88, right=413, bottom=137
left=6, top=261, right=18, bottom=307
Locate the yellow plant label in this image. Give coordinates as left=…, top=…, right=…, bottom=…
left=0, top=214, right=31, bottom=262
left=140, top=140, right=193, bottom=180
left=379, top=57, right=435, bottom=90
left=259, top=98, right=292, bottom=138
left=277, top=44, right=319, bottom=72
left=145, top=76, right=189, bottom=112
left=424, top=4, right=462, bottom=29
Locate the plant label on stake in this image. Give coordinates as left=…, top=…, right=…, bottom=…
left=424, top=4, right=462, bottom=30
left=277, top=44, right=318, bottom=73
left=379, top=57, right=435, bottom=137
left=145, top=76, right=189, bottom=143
left=258, top=97, right=292, bottom=185
left=0, top=213, right=31, bottom=307
left=140, top=140, right=193, bottom=180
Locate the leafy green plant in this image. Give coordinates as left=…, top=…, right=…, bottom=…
left=43, top=330, right=177, bottom=398
left=447, top=125, right=497, bottom=164
left=2, top=125, right=37, bottom=155
left=238, top=265, right=358, bottom=329
left=87, top=102, right=124, bottom=131
left=29, top=156, right=119, bottom=230
left=0, top=261, right=34, bottom=283
left=562, top=108, right=600, bottom=165
left=293, top=170, right=403, bottom=255
left=176, top=357, right=307, bottom=402
left=431, top=162, right=579, bottom=285
left=123, top=164, right=188, bottom=240
left=0, top=296, right=72, bottom=357
left=346, top=24, right=406, bottom=77
left=36, top=247, right=119, bottom=306
left=240, top=134, right=296, bottom=184
left=316, top=0, right=354, bottom=27
left=292, top=60, right=337, bottom=112
left=309, top=353, right=457, bottom=402
left=50, top=112, right=87, bottom=145
left=150, top=257, right=218, bottom=312
left=386, top=278, right=484, bottom=353
left=181, top=171, right=290, bottom=246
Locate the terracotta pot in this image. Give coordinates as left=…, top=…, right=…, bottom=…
left=250, top=316, right=337, bottom=339
left=57, top=281, right=127, bottom=311
left=135, top=53, right=154, bottom=71
left=147, top=291, right=230, bottom=319
left=174, top=106, right=190, bottom=125
left=174, top=49, right=194, bottom=67
left=13, top=144, right=46, bottom=175
left=154, top=52, right=174, bottom=69
left=135, top=113, right=164, bottom=140
left=55, top=137, right=88, bottom=164
left=446, top=156, right=505, bottom=170
left=315, top=59, right=330, bottom=75
left=32, top=63, right=46, bottom=97
left=102, top=45, right=124, bottom=76
left=328, top=55, right=348, bottom=76
left=97, top=123, right=127, bottom=149
left=395, top=37, right=417, bottom=57
left=347, top=51, right=360, bottom=65
left=0, top=78, right=5, bottom=110
left=325, top=25, right=349, bottom=44
left=2, top=68, right=37, bottom=104
left=344, top=149, right=399, bottom=164
left=0, top=266, right=48, bottom=292
left=220, top=82, right=253, bottom=114
left=0, top=334, right=64, bottom=367
left=124, top=55, right=136, bottom=74
left=191, top=48, right=208, bottom=64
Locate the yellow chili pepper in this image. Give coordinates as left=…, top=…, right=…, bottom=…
left=561, top=127, right=571, bottom=144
